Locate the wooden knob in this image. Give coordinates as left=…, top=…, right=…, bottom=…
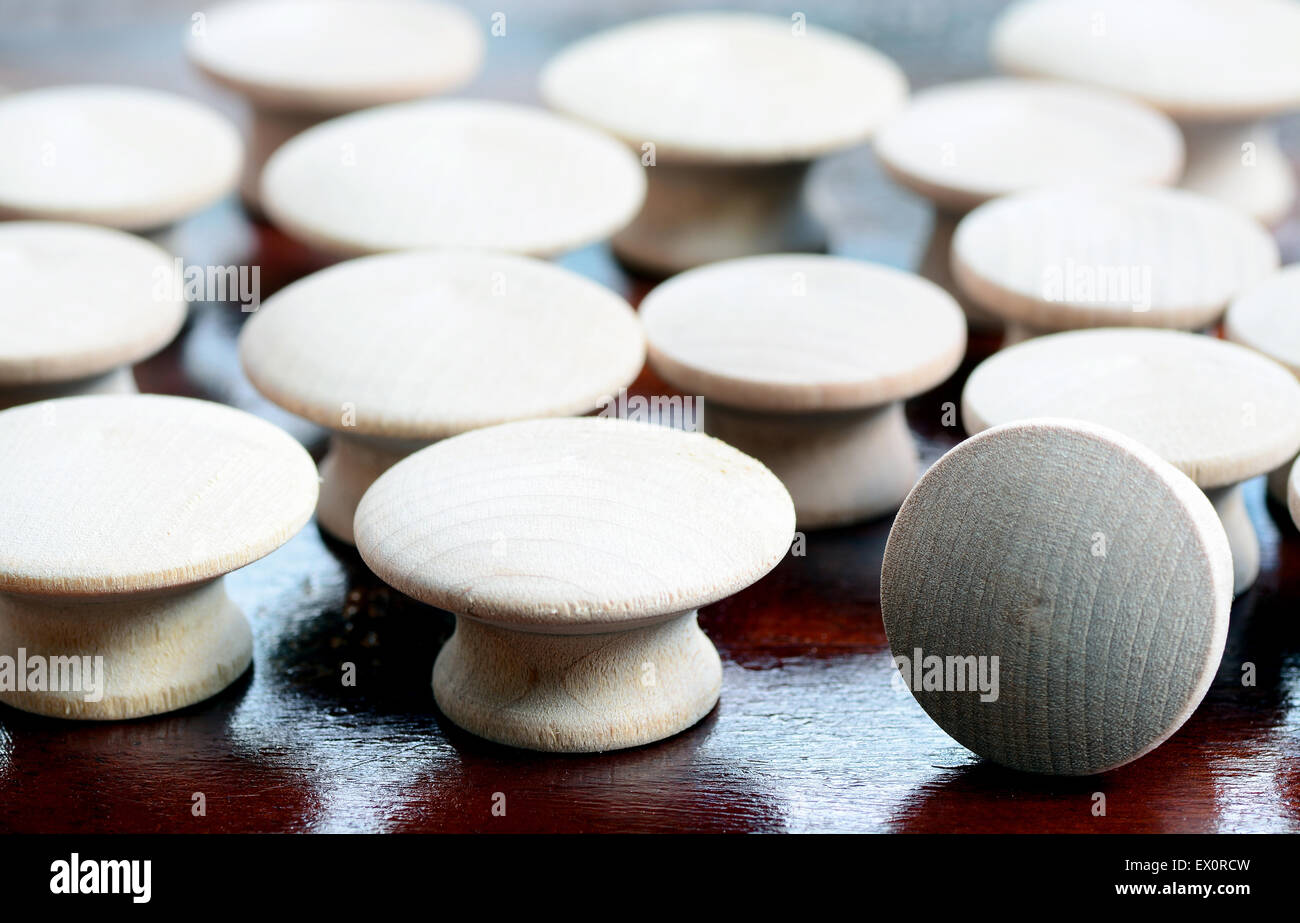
left=540, top=12, right=907, bottom=276
left=963, top=328, right=1300, bottom=594
left=259, top=100, right=645, bottom=260
left=875, top=77, right=1183, bottom=330
left=0, top=85, right=241, bottom=231
left=239, top=249, right=645, bottom=544
left=354, top=417, right=795, bottom=752
left=186, top=0, right=483, bottom=211
left=882, top=418, right=1233, bottom=775
left=952, top=184, right=1279, bottom=343
left=0, top=395, right=318, bottom=719
left=0, top=222, right=185, bottom=410
left=641, top=254, right=965, bottom=528
left=876, top=77, right=1184, bottom=215
left=991, top=0, right=1300, bottom=225
left=1226, top=265, right=1300, bottom=503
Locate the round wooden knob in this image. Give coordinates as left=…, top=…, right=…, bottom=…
left=0, top=221, right=185, bottom=410
left=1226, top=265, right=1300, bottom=502
left=0, top=394, right=318, bottom=720
left=963, top=327, right=1300, bottom=594
left=186, top=0, right=483, bottom=210
left=641, top=254, right=965, bottom=528
left=259, top=100, right=645, bottom=260
left=991, top=0, right=1300, bottom=225
left=239, top=249, right=645, bottom=544
left=882, top=418, right=1233, bottom=775
left=0, top=85, right=241, bottom=231
left=540, top=12, right=907, bottom=276
left=876, top=77, right=1184, bottom=330
left=354, top=417, right=795, bottom=752
left=876, top=77, right=1184, bottom=214
left=952, top=184, right=1279, bottom=343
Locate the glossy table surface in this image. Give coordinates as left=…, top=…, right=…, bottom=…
left=1, top=0, right=1299, bottom=834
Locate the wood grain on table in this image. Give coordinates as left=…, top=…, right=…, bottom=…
left=0, top=0, right=1298, bottom=833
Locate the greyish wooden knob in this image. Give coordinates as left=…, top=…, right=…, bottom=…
left=0, top=222, right=185, bottom=410
left=0, top=84, right=241, bottom=232
left=962, top=328, right=1300, bottom=594
left=259, top=100, right=645, bottom=260
left=0, top=395, right=318, bottom=720
left=353, top=417, right=795, bottom=752
left=540, top=11, right=907, bottom=276
left=952, top=184, right=1279, bottom=345
left=186, top=0, right=483, bottom=212
left=1225, top=265, right=1300, bottom=504
left=239, top=249, right=645, bottom=545
left=874, top=77, right=1184, bottom=330
left=640, top=254, right=965, bottom=528
left=882, top=418, right=1232, bottom=775
left=992, top=0, right=1300, bottom=226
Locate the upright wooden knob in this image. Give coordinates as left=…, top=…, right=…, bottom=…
left=0, top=395, right=318, bottom=719
left=354, top=417, right=795, bottom=752
left=992, top=0, right=1300, bottom=225
left=882, top=418, right=1232, bottom=775
left=962, top=328, right=1300, bottom=594
left=239, top=249, right=645, bottom=544
left=952, top=184, right=1279, bottom=344
left=186, top=0, right=483, bottom=212
left=0, top=85, right=241, bottom=232
left=1225, top=265, right=1300, bottom=503
left=875, top=77, right=1184, bottom=328
left=540, top=12, right=907, bottom=276
left=259, top=100, right=645, bottom=260
left=640, top=254, right=965, bottom=528
left=0, top=222, right=185, bottom=410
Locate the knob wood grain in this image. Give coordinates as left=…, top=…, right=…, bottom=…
left=240, top=249, right=645, bottom=544
left=962, top=328, right=1300, bottom=593
left=0, top=222, right=185, bottom=409
left=260, top=100, right=645, bottom=260
left=354, top=417, right=795, bottom=752
left=0, top=85, right=241, bottom=231
left=540, top=12, right=907, bottom=275
left=641, top=254, right=965, bottom=528
left=952, top=184, right=1279, bottom=342
left=0, top=395, right=319, bottom=719
left=186, top=0, right=483, bottom=210
left=1225, top=265, right=1300, bottom=503
left=992, top=0, right=1300, bottom=224
left=882, top=418, right=1233, bottom=775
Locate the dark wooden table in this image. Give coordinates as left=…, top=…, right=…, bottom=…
left=1, top=0, right=1298, bottom=834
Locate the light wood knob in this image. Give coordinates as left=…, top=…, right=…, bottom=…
left=0, top=221, right=185, bottom=411
left=0, top=85, right=240, bottom=232
left=354, top=417, right=795, bottom=753
left=641, top=254, right=965, bottom=528
left=185, top=0, right=484, bottom=212
left=962, top=327, right=1300, bottom=594
left=540, top=12, right=907, bottom=276
left=991, top=0, right=1300, bottom=225
left=882, top=418, right=1233, bottom=775
left=0, top=395, right=319, bottom=719
left=875, top=77, right=1184, bottom=330
left=259, top=100, right=645, bottom=260
left=239, top=249, right=646, bottom=544
left=1225, top=264, right=1300, bottom=504
left=952, top=184, right=1279, bottom=342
